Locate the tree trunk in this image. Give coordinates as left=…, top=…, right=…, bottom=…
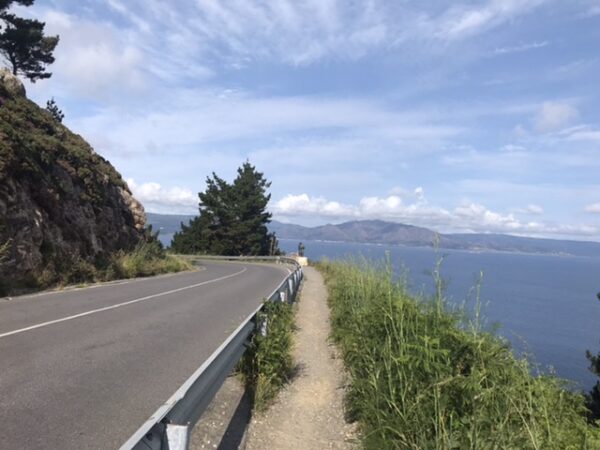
left=9, top=54, right=17, bottom=75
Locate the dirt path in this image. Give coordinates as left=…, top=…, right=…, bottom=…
left=244, top=266, right=356, bottom=449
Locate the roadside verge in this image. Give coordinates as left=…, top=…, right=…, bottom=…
left=244, top=266, right=356, bottom=449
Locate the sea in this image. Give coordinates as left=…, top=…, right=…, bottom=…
left=279, top=238, right=600, bottom=392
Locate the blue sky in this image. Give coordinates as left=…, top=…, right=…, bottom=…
left=16, top=0, right=600, bottom=240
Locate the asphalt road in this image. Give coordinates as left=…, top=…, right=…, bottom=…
left=0, top=261, right=289, bottom=450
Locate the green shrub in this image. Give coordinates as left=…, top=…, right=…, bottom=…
left=1, top=237, right=193, bottom=295
left=64, top=257, right=98, bottom=284
left=318, top=260, right=600, bottom=450
left=111, top=240, right=193, bottom=279
left=239, top=300, right=295, bottom=411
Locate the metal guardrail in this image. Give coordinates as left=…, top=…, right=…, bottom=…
left=120, top=256, right=304, bottom=450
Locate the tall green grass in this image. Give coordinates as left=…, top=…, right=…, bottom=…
left=239, top=300, right=295, bottom=411
left=319, top=259, right=600, bottom=449
left=1, top=239, right=194, bottom=296
left=108, top=240, right=193, bottom=280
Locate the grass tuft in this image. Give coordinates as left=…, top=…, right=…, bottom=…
left=110, top=240, right=194, bottom=279
left=318, top=259, right=600, bottom=450
left=239, top=299, right=295, bottom=411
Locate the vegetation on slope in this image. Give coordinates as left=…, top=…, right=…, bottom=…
left=319, top=259, right=600, bottom=449
left=0, top=73, right=191, bottom=295
left=0, top=83, right=126, bottom=198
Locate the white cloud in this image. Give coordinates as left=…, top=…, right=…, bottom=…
left=23, top=10, right=147, bottom=100
left=127, top=179, right=197, bottom=214
left=533, top=102, right=579, bottom=133
left=274, top=194, right=354, bottom=217
left=526, top=204, right=544, bottom=214
left=154, top=0, right=391, bottom=66
left=25, top=0, right=553, bottom=90
left=514, top=204, right=544, bottom=215
left=435, top=0, right=545, bottom=41
left=69, top=90, right=462, bottom=158
left=273, top=191, right=598, bottom=238
left=585, top=203, right=600, bottom=213
left=562, top=125, right=600, bottom=142
left=494, top=41, right=548, bottom=55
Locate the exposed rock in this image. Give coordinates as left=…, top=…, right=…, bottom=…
left=0, top=68, right=26, bottom=97
left=0, top=72, right=145, bottom=291
left=119, top=187, right=146, bottom=232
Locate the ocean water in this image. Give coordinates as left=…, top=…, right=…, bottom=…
left=158, top=233, right=175, bottom=248
left=280, top=239, right=600, bottom=391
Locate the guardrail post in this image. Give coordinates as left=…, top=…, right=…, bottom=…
left=260, top=317, right=268, bottom=336
left=288, top=279, right=294, bottom=303
left=166, top=424, right=189, bottom=450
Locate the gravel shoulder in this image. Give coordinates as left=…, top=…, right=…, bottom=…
left=244, top=266, right=357, bottom=449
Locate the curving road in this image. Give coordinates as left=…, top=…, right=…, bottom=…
left=0, top=261, right=289, bottom=450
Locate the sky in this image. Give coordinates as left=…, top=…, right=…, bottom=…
left=13, top=0, right=600, bottom=240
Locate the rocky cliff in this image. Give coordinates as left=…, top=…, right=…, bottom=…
left=0, top=69, right=146, bottom=292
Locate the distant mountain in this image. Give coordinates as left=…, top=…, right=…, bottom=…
left=446, top=233, right=600, bottom=257
left=146, top=214, right=600, bottom=257
left=270, top=220, right=600, bottom=257
left=146, top=212, right=195, bottom=235
left=270, top=219, right=442, bottom=246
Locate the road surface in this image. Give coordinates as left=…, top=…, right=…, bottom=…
left=0, top=261, right=288, bottom=450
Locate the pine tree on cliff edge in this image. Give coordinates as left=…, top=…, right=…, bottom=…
left=0, top=0, right=59, bottom=82
left=171, top=162, right=278, bottom=256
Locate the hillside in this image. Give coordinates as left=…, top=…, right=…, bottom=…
left=270, top=219, right=442, bottom=246
left=270, top=220, right=600, bottom=257
left=146, top=213, right=600, bottom=256
left=0, top=69, right=146, bottom=293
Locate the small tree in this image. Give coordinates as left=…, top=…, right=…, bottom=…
left=0, top=0, right=59, bottom=81
left=46, top=97, right=63, bottom=122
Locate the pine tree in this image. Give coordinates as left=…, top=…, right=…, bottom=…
left=0, top=0, right=59, bottom=81
left=171, top=162, right=277, bottom=256
left=46, top=97, right=64, bottom=122
left=230, top=161, right=273, bottom=255
left=198, top=171, right=237, bottom=255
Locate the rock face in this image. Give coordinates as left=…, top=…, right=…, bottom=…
left=0, top=73, right=145, bottom=291
left=0, top=69, right=26, bottom=97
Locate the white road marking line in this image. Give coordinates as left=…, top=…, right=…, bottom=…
left=0, top=267, right=248, bottom=340
left=1, top=266, right=208, bottom=302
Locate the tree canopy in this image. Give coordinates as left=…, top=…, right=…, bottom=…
left=0, top=0, right=59, bottom=81
left=171, top=162, right=279, bottom=256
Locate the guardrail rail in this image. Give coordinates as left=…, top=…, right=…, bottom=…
left=120, top=256, right=303, bottom=450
